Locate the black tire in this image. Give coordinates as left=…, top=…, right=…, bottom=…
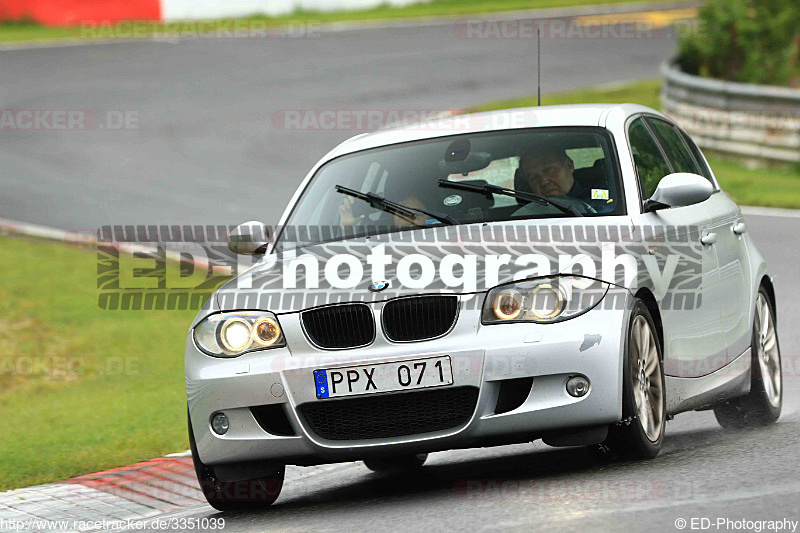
left=364, top=453, right=428, bottom=472
left=598, top=299, right=666, bottom=459
left=188, top=413, right=284, bottom=512
left=714, top=287, right=782, bottom=429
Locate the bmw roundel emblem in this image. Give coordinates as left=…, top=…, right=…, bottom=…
left=369, top=280, right=389, bottom=292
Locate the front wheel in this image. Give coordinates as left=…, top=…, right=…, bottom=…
left=598, top=299, right=666, bottom=459
left=364, top=453, right=428, bottom=472
left=713, top=288, right=782, bottom=429
left=188, top=414, right=284, bottom=512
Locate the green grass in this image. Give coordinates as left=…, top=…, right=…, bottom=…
left=700, top=157, right=800, bottom=209
left=0, top=21, right=83, bottom=43
left=468, top=79, right=800, bottom=209
left=471, top=79, right=664, bottom=112
left=0, top=0, right=689, bottom=43
left=0, top=236, right=221, bottom=490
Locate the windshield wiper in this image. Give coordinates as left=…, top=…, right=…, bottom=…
left=437, top=179, right=583, bottom=217
left=335, top=185, right=459, bottom=226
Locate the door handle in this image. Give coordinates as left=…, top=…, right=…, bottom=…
left=701, top=232, right=717, bottom=245
left=733, top=222, right=747, bottom=235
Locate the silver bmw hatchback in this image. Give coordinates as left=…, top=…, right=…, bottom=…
left=185, top=104, right=782, bottom=511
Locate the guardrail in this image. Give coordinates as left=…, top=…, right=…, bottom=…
left=661, top=61, right=800, bottom=166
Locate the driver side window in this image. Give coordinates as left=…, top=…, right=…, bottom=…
left=628, top=117, right=671, bottom=200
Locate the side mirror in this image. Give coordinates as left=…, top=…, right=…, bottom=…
left=227, top=221, right=272, bottom=255
left=643, top=173, right=713, bottom=212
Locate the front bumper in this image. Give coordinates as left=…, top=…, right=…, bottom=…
left=186, top=288, right=632, bottom=466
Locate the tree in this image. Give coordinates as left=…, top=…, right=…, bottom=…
left=679, top=0, right=800, bottom=87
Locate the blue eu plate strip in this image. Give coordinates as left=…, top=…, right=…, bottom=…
left=314, top=370, right=329, bottom=399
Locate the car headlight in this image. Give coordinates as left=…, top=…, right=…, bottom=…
left=194, top=311, right=286, bottom=357
left=482, top=276, right=609, bottom=324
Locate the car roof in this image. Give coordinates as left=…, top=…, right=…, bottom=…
left=322, top=103, right=663, bottom=161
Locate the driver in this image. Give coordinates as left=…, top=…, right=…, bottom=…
left=519, top=144, right=614, bottom=214
left=520, top=146, right=588, bottom=201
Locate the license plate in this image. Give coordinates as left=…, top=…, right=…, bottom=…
left=313, top=356, right=453, bottom=399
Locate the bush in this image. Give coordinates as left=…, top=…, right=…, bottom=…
left=678, top=0, right=800, bottom=87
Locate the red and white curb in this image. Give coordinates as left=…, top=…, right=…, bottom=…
left=0, top=455, right=361, bottom=530
left=0, top=1, right=691, bottom=28
left=0, top=457, right=205, bottom=527
left=0, top=217, right=219, bottom=272
left=0, top=0, right=424, bottom=27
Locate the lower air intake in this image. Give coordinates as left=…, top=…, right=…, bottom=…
left=299, top=386, right=479, bottom=440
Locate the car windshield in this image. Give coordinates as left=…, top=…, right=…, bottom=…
left=279, top=127, right=624, bottom=249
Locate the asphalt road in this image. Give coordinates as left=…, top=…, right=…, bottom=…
left=1, top=4, right=683, bottom=232
left=146, top=212, right=800, bottom=532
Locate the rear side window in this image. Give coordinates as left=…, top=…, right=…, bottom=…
left=628, top=118, right=671, bottom=200
left=646, top=118, right=701, bottom=175
left=679, top=129, right=715, bottom=182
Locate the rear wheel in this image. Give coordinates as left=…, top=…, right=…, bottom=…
left=364, top=453, right=428, bottom=472
left=713, top=289, right=782, bottom=429
left=596, top=299, right=665, bottom=459
left=188, top=413, right=284, bottom=512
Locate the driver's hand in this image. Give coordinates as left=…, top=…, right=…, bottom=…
left=339, top=195, right=365, bottom=227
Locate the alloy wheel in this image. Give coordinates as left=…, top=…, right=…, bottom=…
left=755, top=293, right=781, bottom=408
left=630, top=315, right=664, bottom=442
